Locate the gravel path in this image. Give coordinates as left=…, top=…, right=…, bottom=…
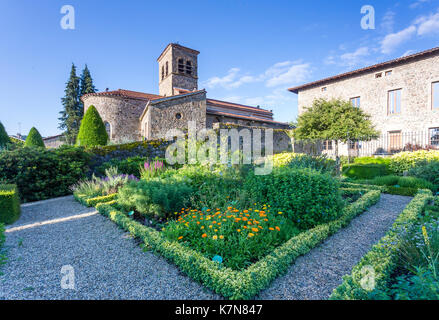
left=257, top=194, right=412, bottom=300
left=0, top=194, right=412, bottom=300
left=0, top=196, right=219, bottom=300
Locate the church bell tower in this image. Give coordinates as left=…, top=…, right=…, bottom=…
left=158, top=43, right=199, bottom=97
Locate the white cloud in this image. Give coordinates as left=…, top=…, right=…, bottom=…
left=416, top=11, right=439, bottom=36
left=339, top=47, right=370, bottom=67
left=204, top=60, right=312, bottom=90
left=265, top=62, right=311, bottom=87
left=380, top=25, right=417, bottom=54
left=401, top=50, right=415, bottom=57
left=381, top=10, right=396, bottom=33
left=410, top=0, right=430, bottom=9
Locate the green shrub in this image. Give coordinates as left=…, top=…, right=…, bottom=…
left=389, top=150, right=439, bottom=174
left=371, top=175, right=400, bottom=186
left=342, top=163, right=388, bottom=180
left=354, top=156, right=391, bottom=165
left=24, top=127, right=45, bottom=148
left=0, top=121, right=10, bottom=149
left=244, top=167, right=343, bottom=229
left=398, top=176, right=434, bottom=190
left=407, top=160, right=439, bottom=187
left=0, top=222, right=5, bottom=268
left=0, top=184, right=21, bottom=224
left=76, top=105, right=108, bottom=147
left=117, top=179, right=193, bottom=220
left=385, top=186, right=418, bottom=197
left=0, top=146, right=90, bottom=202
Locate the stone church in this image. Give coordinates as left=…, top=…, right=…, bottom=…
left=81, top=43, right=288, bottom=143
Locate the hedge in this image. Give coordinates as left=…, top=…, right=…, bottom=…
left=330, top=189, right=433, bottom=300
left=342, top=163, right=388, bottom=180
left=85, top=193, right=117, bottom=207
left=0, top=184, right=21, bottom=224
left=341, top=182, right=418, bottom=197
left=76, top=105, right=108, bottom=147
left=24, top=127, right=45, bottom=148
left=94, top=189, right=380, bottom=299
left=0, top=146, right=90, bottom=202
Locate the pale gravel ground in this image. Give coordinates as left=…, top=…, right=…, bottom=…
left=0, top=196, right=219, bottom=300
left=0, top=194, right=412, bottom=300
left=256, top=194, right=412, bottom=300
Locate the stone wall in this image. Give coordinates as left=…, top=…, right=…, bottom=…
left=206, top=114, right=288, bottom=130
left=83, top=96, right=147, bottom=143
left=297, top=52, right=439, bottom=135
left=141, top=91, right=207, bottom=139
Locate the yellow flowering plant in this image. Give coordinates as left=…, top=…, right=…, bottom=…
left=162, top=204, right=299, bottom=270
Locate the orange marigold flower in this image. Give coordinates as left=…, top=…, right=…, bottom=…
left=212, top=235, right=218, bottom=240
left=275, top=226, right=280, bottom=231
left=219, top=235, right=224, bottom=239
left=248, top=233, right=255, bottom=238
left=252, top=228, right=259, bottom=232
left=269, top=227, right=274, bottom=231
left=243, top=210, right=249, bottom=213
left=243, top=226, right=248, bottom=229
left=202, top=233, right=207, bottom=238
left=178, top=236, right=183, bottom=240
left=237, top=229, right=241, bottom=232
left=242, top=217, right=248, bottom=221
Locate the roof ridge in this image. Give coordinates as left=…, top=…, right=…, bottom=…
left=289, top=46, right=439, bottom=93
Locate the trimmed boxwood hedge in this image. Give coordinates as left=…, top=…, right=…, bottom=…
left=342, top=163, right=388, bottom=180
left=0, top=184, right=21, bottom=224
left=330, top=189, right=433, bottom=300
left=341, top=182, right=419, bottom=197
left=93, top=189, right=380, bottom=299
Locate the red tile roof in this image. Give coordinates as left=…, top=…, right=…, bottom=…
left=207, top=99, right=273, bottom=116
left=81, top=89, right=163, bottom=101
left=207, top=109, right=288, bottom=126
left=288, top=46, right=439, bottom=93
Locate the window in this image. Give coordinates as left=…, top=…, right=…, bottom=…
left=165, top=61, right=169, bottom=76
left=161, top=66, right=165, bottom=80
left=350, top=97, right=361, bottom=108
left=389, top=130, right=402, bottom=152
left=178, top=59, right=185, bottom=73
left=385, top=70, right=392, bottom=76
left=324, top=140, right=333, bottom=151
left=175, top=113, right=182, bottom=120
left=388, top=89, right=402, bottom=114
left=430, top=128, right=439, bottom=146
left=186, top=61, right=192, bottom=75
left=104, top=121, right=111, bottom=138
left=349, top=140, right=360, bottom=150
left=375, top=72, right=382, bottom=78
left=433, top=82, right=439, bottom=109
left=321, top=87, right=327, bottom=92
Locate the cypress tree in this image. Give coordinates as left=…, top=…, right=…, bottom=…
left=59, top=64, right=81, bottom=145
left=79, top=65, right=97, bottom=119
left=76, top=105, right=108, bottom=147
left=24, top=127, right=45, bottom=148
left=0, top=121, right=10, bottom=149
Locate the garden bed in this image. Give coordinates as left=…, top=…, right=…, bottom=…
left=76, top=188, right=381, bottom=299
left=330, top=189, right=434, bottom=300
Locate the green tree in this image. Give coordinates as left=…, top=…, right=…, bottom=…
left=294, top=98, right=380, bottom=170
left=24, top=127, right=45, bottom=148
left=59, top=64, right=81, bottom=145
left=0, top=121, right=10, bottom=149
left=76, top=105, right=108, bottom=147
left=79, top=64, right=97, bottom=116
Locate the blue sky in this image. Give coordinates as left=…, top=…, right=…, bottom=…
left=1, top=0, right=438, bottom=137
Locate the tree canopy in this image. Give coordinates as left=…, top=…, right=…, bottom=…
left=24, top=127, right=45, bottom=148
left=294, top=98, right=380, bottom=143
left=0, top=121, right=10, bottom=149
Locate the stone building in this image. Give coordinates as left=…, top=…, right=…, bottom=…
left=289, top=47, right=439, bottom=155
left=81, top=43, right=288, bottom=143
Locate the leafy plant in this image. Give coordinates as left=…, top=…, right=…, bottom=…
left=0, top=121, right=10, bottom=150
left=389, top=150, right=439, bottom=174
left=407, top=160, right=439, bottom=187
